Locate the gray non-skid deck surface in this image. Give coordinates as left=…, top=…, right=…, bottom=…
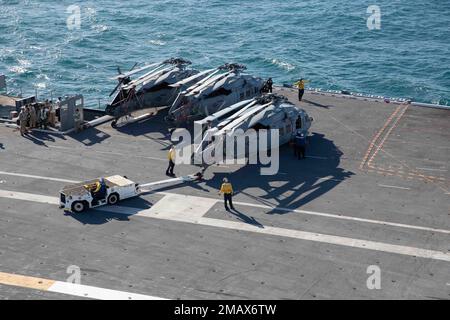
left=0, top=88, right=449, bottom=299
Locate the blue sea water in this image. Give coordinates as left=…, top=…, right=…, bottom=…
left=1, top=0, right=449, bottom=107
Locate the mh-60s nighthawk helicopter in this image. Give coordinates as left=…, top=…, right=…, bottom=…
left=105, top=58, right=204, bottom=127
left=192, top=93, right=313, bottom=166
left=166, top=63, right=265, bottom=127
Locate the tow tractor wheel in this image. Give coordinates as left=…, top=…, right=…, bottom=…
left=107, top=193, right=120, bottom=205
left=72, top=201, right=87, bottom=213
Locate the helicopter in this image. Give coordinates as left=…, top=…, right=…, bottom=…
left=105, top=58, right=210, bottom=127
left=165, top=63, right=265, bottom=127
left=192, top=94, right=313, bottom=166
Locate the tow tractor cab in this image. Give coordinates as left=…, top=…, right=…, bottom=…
left=60, top=175, right=140, bottom=213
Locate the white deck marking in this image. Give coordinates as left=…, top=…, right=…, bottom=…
left=0, top=189, right=59, bottom=205
left=1, top=190, right=450, bottom=262
left=416, top=167, right=447, bottom=172
left=47, top=281, right=165, bottom=300
left=378, top=184, right=411, bottom=190
left=48, top=145, right=166, bottom=162
left=98, top=194, right=216, bottom=221
left=227, top=199, right=450, bottom=235
left=100, top=202, right=450, bottom=262
left=0, top=271, right=165, bottom=300
left=0, top=168, right=448, bottom=234
left=194, top=217, right=450, bottom=262
left=103, top=203, right=450, bottom=263
left=0, top=171, right=78, bottom=183
left=0, top=171, right=447, bottom=233
left=317, top=177, right=345, bottom=182
left=139, top=193, right=216, bottom=220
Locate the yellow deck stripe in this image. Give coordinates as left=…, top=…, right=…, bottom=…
left=0, top=272, right=55, bottom=291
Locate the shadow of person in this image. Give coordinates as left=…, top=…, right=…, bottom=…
left=204, top=132, right=354, bottom=214
left=229, top=208, right=264, bottom=228
left=23, top=133, right=48, bottom=147
left=303, top=99, right=332, bottom=109
left=28, top=130, right=56, bottom=143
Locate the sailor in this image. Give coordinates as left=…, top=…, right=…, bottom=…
left=294, top=78, right=309, bottom=101
left=18, top=107, right=28, bottom=136
left=29, top=104, right=37, bottom=129
left=55, top=97, right=62, bottom=122
left=47, top=102, right=56, bottom=126
left=74, top=108, right=82, bottom=132
left=24, top=106, right=31, bottom=130
left=294, top=130, right=307, bottom=159
left=85, top=178, right=107, bottom=204
left=96, top=178, right=108, bottom=199
left=219, top=178, right=235, bottom=211
left=166, top=145, right=176, bottom=176
left=39, top=105, right=49, bottom=129
left=266, top=78, right=273, bottom=93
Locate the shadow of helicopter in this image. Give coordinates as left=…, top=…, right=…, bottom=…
left=203, top=132, right=354, bottom=214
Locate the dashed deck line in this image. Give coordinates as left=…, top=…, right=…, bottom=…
left=368, top=165, right=447, bottom=182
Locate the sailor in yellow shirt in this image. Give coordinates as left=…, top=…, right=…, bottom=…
left=84, top=178, right=107, bottom=204
left=219, top=178, right=235, bottom=211
left=166, top=145, right=176, bottom=176
left=293, top=78, right=309, bottom=101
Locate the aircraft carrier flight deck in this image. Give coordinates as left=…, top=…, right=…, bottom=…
left=0, top=87, right=449, bottom=300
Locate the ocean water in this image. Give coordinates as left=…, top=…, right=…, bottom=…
left=0, top=0, right=449, bottom=108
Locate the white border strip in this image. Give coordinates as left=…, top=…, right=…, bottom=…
left=100, top=203, right=450, bottom=262
left=1, top=189, right=450, bottom=262
left=48, top=281, right=166, bottom=300
left=196, top=217, right=450, bottom=262
left=0, top=271, right=166, bottom=300
left=0, top=171, right=78, bottom=183
left=0, top=169, right=449, bottom=235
